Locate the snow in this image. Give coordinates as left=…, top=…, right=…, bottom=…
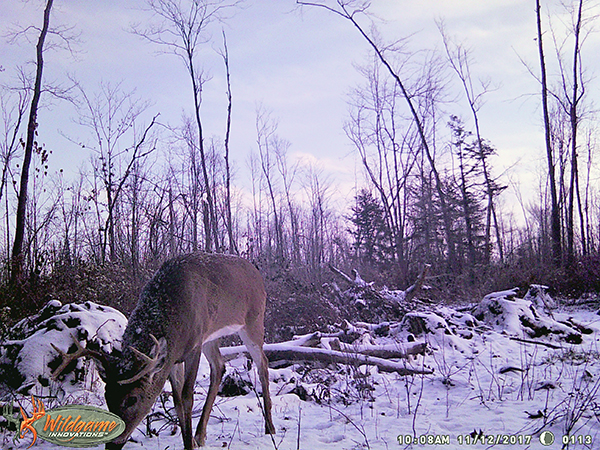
left=0, top=301, right=126, bottom=402
left=2, top=293, right=600, bottom=450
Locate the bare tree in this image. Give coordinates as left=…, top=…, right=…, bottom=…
left=26, top=148, right=59, bottom=279
left=439, top=24, right=505, bottom=263
left=74, top=81, right=158, bottom=263
left=55, top=169, right=87, bottom=267
left=535, top=0, right=562, bottom=266
left=0, top=88, right=29, bottom=272
left=255, top=107, right=284, bottom=263
left=299, top=0, right=458, bottom=272
left=176, top=116, right=204, bottom=252
left=274, top=136, right=300, bottom=266
left=247, top=149, right=264, bottom=259
left=303, top=164, right=333, bottom=279
left=220, top=30, right=237, bottom=254
left=134, top=0, right=241, bottom=252
left=529, top=0, right=595, bottom=265
left=550, top=0, right=590, bottom=263
left=345, top=53, right=420, bottom=277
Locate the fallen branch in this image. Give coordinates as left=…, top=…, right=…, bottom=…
left=509, top=337, right=563, bottom=349
left=404, top=264, right=431, bottom=303
left=328, top=264, right=354, bottom=284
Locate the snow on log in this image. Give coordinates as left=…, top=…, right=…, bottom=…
left=266, top=345, right=432, bottom=375
left=221, top=342, right=432, bottom=375
left=331, top=340, right=428, bottom=359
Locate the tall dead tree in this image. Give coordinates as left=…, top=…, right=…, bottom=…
left=11, top=0, right=54, bottom=284
left=534, top=0, right=592, bottom=265
left=536, top=0, right=562, bottom=266
left=220, top=30, right=237, bottom=254
left=559, top=0, right=586, bottom=263
left=135, top=0, right=240, bottom=252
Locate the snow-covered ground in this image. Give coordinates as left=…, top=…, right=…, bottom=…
left=1, top=291, right=599, bottom=450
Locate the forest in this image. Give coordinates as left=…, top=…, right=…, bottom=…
left=1, top=2, right=600, bottom=450
left=0, top=0, right=599, bottom=333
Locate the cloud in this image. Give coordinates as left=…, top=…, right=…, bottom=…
left=292, top=151, right=351, bottom=174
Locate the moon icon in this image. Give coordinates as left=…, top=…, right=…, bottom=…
left=539, top=431, right=555, bottom=446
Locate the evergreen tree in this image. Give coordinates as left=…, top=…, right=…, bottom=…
left=349, top=189, right=392, bottom=264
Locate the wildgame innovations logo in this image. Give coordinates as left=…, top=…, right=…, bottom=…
left=2, top=396, right=126, bottom=448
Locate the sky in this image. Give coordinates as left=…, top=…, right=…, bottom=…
left=1, top=0, right=599, bottom=219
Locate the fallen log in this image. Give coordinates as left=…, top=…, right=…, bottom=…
left=221, top=341, right=433, bottom=375
left=328, top=264, right=430, bottom=306
left=327, top=265, right=385, bottom=302
left=330, top=340, right=428, bottom=359
left=328, top=264, right=354, bottom=284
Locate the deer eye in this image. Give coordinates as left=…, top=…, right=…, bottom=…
left=123, top=396, right=138, bottom=409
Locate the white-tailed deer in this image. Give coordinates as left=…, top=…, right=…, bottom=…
left=52, top=253, right=276, bottom=449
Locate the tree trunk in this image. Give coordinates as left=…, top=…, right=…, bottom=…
left=222, top=31, right=236, bottom=254
left=536, top=0, right=561, bottom=266
left=566, top=0, right=584, bottom=265
left=11, top=0, right=54, bottom=284
left=188, top=52, right=218, bottom=253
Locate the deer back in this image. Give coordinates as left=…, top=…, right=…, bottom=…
left=123, top=253, right=265, bottom=365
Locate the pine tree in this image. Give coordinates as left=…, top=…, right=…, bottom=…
left=349, top=189, right=392, bottom=264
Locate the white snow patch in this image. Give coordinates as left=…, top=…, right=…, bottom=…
left=0, top=300, right=126, bottom=400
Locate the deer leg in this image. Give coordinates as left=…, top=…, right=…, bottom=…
left=176, top=349, right=201, bottom=449
left=238, top=328, right=276, bottom=435
left=169, top=363, right=186, bottom=437
left=194, top=340, right=225, bottom=447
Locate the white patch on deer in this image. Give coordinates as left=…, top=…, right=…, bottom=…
left=205, top=324, right=244, bottom=343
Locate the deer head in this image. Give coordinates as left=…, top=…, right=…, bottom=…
left=106, top=334, right=171, bottom=447
left=52, top=333, right=169, bottom=447
left=52, top=252, right=275, bottom=449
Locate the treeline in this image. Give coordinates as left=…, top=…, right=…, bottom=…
left=1, top=0, right=599, bottom=321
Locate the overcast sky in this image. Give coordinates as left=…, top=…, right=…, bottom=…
left=2, top=0, right=599, bottom=218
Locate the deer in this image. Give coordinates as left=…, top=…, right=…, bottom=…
left=51, top=252, right=276, bottom=449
